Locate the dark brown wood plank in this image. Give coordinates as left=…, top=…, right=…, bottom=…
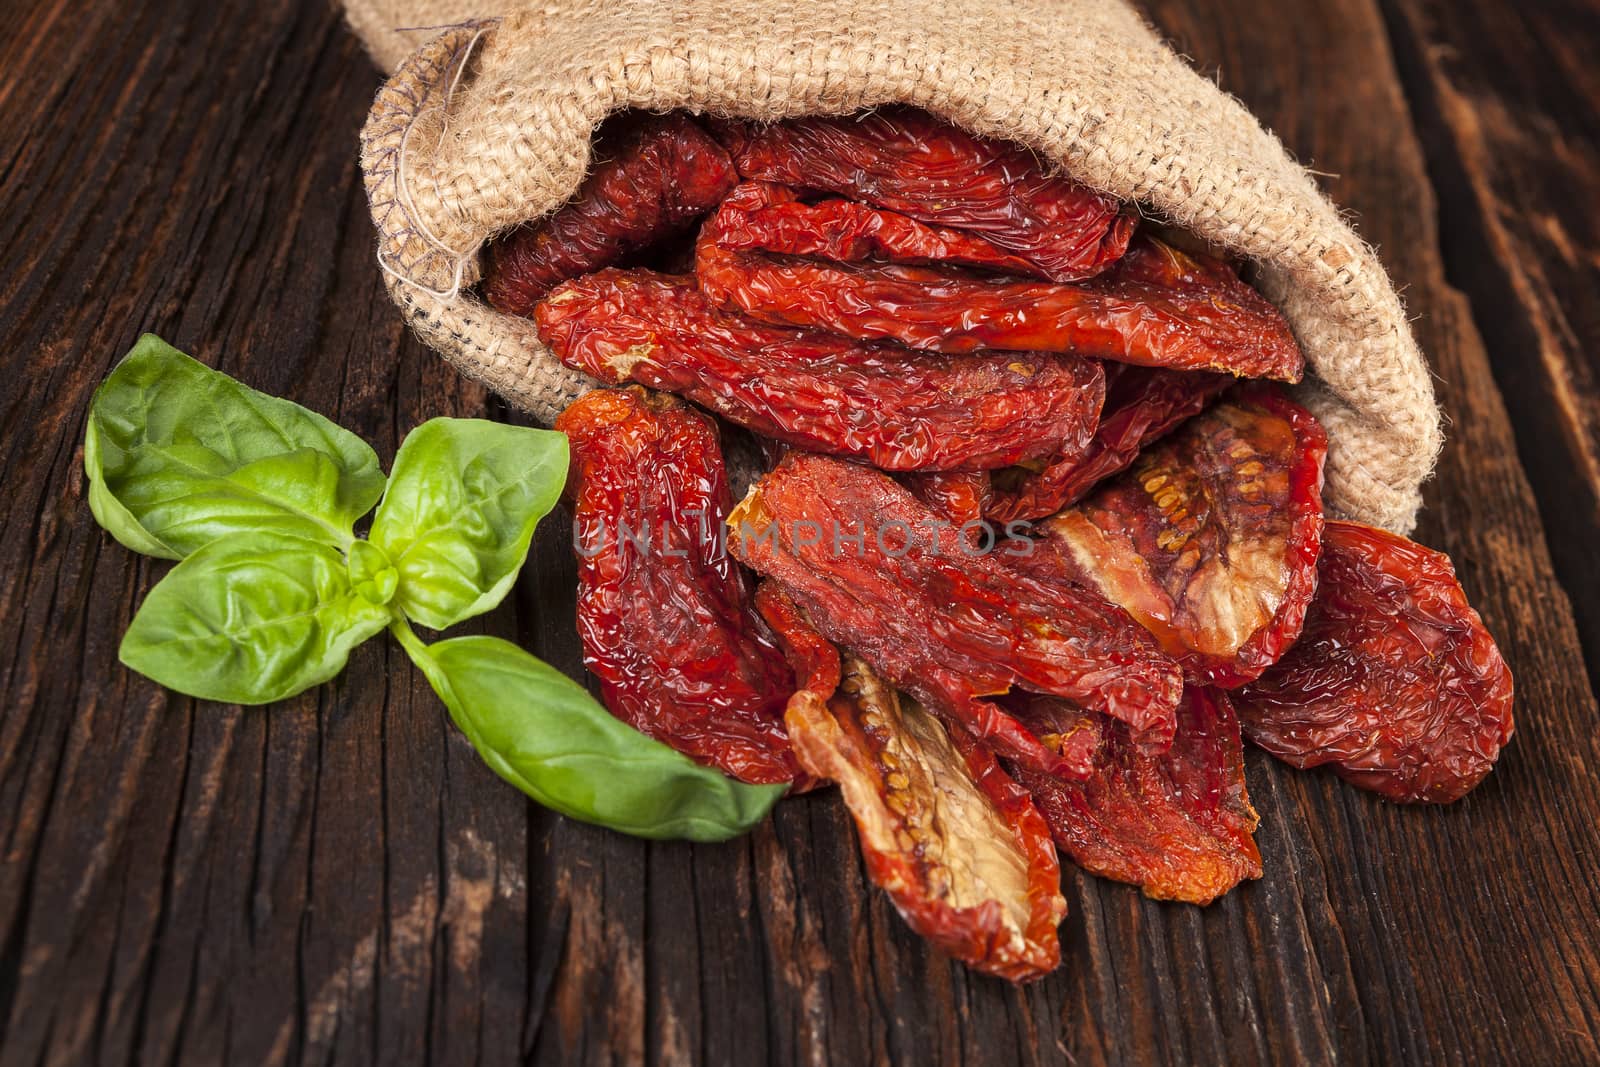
left=0, top=0, right=1596, bottom=1064
left=1375, top=0, right=1600, bottom=698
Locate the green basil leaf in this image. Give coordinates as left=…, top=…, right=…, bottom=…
left=402, top=632, right=783, bottom=841
left=119, top=531, right=392, bottom=704
left=346, top=539, right=399, bottom=606
left=370, top=418, right=568, bottom=630
left=85, top=335, right=386, bottom=558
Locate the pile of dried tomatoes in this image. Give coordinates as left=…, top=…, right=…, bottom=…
left=483, top=108, right=1515, bottom=983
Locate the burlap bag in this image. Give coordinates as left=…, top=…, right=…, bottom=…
left=349, top=0, right=1441, bottom=533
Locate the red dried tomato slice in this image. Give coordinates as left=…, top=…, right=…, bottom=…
left=556, top=387, right=801, bottom=784
left=727, top=453, right=1183, bottom=764
left=697, top=220, right=1305, bottom=382
left=754, top=582, right=841, bottom=721
left=1028, top=385, right=1327, bottom=689
left=483, top=113, right=736, bottom=314
left=536, top=269, right=1105, bottom=471
left=785, top=651, right=1066, bottom=981
left=714, top=107, right=1132, bottom=281
left=706, top=181, right=1044, bottom=274
left=1013, top=688, right=1262, bottom=904
left=987, top=365, right=1235, bottom=524
left=898, top=469, right=993, bottom=531
left=1231, top=521, right=1515, bottom=803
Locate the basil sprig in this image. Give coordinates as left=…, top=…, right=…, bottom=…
left=85, top=336, right=782, bottom=841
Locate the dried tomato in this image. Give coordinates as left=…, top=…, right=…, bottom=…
left=727, top=453, right=1183, bottom=764
left=536, top=269, right=1106, bottom=471
left=784, top=651, right=1066, bottom=981
left=698, top=224, right=1305, bottom=382
left=704, top=180, right=1045, bottom=275
left=713, top=107, right=1132, bottom=281
left=1028, top=385, right=1327, bottom=688
left=482, top=113, right=735, bottom=315
left=555, top=386, right=801, bottom=784
left=754, top=582, right=841, bottom=722
left=899, top=469, right=993, bottom=531
left=1231, top=521, right=1515, bottom=803
left=759, top=584, right=1076, bottom=970
left=994, top=691, right=1105, bottom=766
left=1013, top=688, right=1262, bottom=904
left=987, top=365, right=1235, bottom=524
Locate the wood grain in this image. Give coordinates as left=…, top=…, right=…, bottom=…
left=1377, top=0, right=1600, bottom=682
left=0, top=0, right=1596, bottom=1064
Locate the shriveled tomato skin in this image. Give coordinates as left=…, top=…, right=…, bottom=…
left=987, top=365, right=1234, bottom=524
left=727, top=453, right=1182, bottom=764
left=483, top=113, right=736, bottom=314
left=1232, top=521, right=1515, bottom=804
left=698, top=223, right=1305, bottom=382
left=714, top=107, right=1132, bottom=281
left=536, top=269, right=1105, bottom=472
left=898, top=469, right=993, bottom=531
left=754, top=582, right=841, bottom=721
left=1013, top=688, right=1262, bottom=905
left=706, top=180, right=1045, bottom=274
left=556, top=387, right=801, bottom=785
left=1030, top=384, right=1328, bottom=690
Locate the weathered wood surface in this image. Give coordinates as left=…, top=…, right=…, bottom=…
left=1, top=0, right=1597, bottom=1064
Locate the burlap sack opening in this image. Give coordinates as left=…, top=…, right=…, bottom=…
left=351, top=1, right=1442, bottom=533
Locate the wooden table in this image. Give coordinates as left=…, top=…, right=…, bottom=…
left=3, top=1, right=1598, bottom=1063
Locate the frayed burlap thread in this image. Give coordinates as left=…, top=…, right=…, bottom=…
left=353, top=1, right=1442, bottom=533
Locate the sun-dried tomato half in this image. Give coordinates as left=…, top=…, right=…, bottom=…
left=698, top=225, right=1304, bottom=382
left=536, top=269, right=1106, bottom=471
left=1232, top=521, right=1515, bottom=803
left=785, top=651, right=1066, bottom=981
left=1013, top=688, right=1262, bottom=904
left=1028, top=385, right=1327, bottom=689
left=555, top=386, right=801, bottom=784
left=482, top=113, right=736, bottom=315
left=987, top=365, right=1235, bottom=524
left=727, top=453, right=1183, bottom=763
left=758, top=583, right=1072, bottom=971
left=714, top=107, right=1132, bottom=281
left=705, top=180, right=1046, bottom=275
